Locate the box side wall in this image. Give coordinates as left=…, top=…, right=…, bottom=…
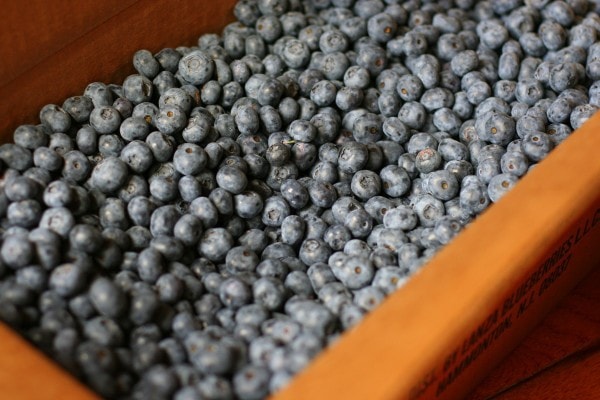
left=468, top=265, right=600, bottom=400
left=491, top=346, right=600, bottom=399
left=436, top=204, right=600, bottom=400
left=0, top=0, right=140, bottom=86
left=0, top=0, right=236, bottom=138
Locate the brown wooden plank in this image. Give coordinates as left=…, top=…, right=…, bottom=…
left=468, top=266, right=600, bottom=400
left=493, top=346, right=600, bottom=400
left=0, top=0, right=236, bottom=138
left=0, top=0, right=141, bottom=86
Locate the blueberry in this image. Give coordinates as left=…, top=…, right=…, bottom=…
left=132, top=102, right=158, bottom=128
left=539, top=21, right=567, bottom=51
left=6, top=199, right=41, bottom=228
left=570, top=23, right=596, bottom=49
left=0, top=233, right=34, bottom=270
left=232, top=365, right=270, bottom=400
left=144, top=202, right=176, bottom=236
left=154, top=105, right=187, bottom=135
left=459, top=177, right=489, bottom=216
left=281, top=39, right=311, bottom=69
left=132, top=49, right=160, bottom=79
left=178, top=50, right=215, bottom=85
left=153, top=273, right=183, bottom=305
left=31, top=147, right=62, bottom=175
left=48, top=263, right=88, bottom=298
left=250, top=277, right=285, bottom=311
left=337, top=141, right=368, bottom=174
left=464, top=79, right=491, bottom=105
left=474, top=111, right=516, bottom=146
left=216, top=165, right=248, bottom=194
left=262, top=196, right=290, bottom=227
left=411, top=194, right=444, bottom=227
left=488, top=173, right=519, bottom=202
left=311, top=160, right=338, bottom=184
left=423, top=170, right=460, bottom=201
left=152, top=71, right=178, bottom=97
left=398, top=101, right=427, bottom=130
left=542, top=1, right=575, bottom=27
left=233, top=190, right=264, bottom=219
left=196, top=375, right=234, bottom=399
left=521, top=131, right=553, bottom=161
left=82, top=315, right=124, bottom=347
left=414, top=147, right=441, bottom=174
left=421, top=87, right=454, bottom=112
left=120, top=116, right=151, bottom=141
left=60, top=150, right=90, bottom=183
left=353, top=286, right=385, bottom=312
left=172, top=143, right=208, bottom=176
left=367, top=12, right=397, bottom=43
left=308, top=80, right=336, bottom=107
left=119, top=142, right=152, bottom=176
left=519, top=32, right=547, bottom=57
left=279, top=179, right=308, bottom=210
left=570, top=104, right=599, bottom=129
left=355, top=43, right=387, bottom=76
left=514, top=79, right=545, bottom=106
left=335, top=255, right=374, bottom=290
left=38, top=207, right=75, bottom=238
left=347, top=170, right=379, bottom=200
left=66, top=224, right=101, bottom=255
left=474, top=155, right=500, bottom=183
left=290, top=141, right=318, bottom=171
left=185, top=334, right=234, bottom=376
left=39, top=104, right=72, bottom=133
left=546, top=123, right=572, bottom=146
left=372, top=266, right=407, bottom=295
left=5, top=175, right=39, bottom=202
left=0, top=144, right=33, bottom=171
left=198, top=227, right=234, bottom=262
left=549, top=62, right=580, bottom=92
left=256, top=107, right=282, bottom=136
left=294, top=236, right=330, bottom=265
left=13, top=125, right=48, bottom=151
left=493, top=80, right=517, bottom=103
left=90, top=156, right=129, bottom=194
left=189, top=197, right=219, bottom=228
left=341, top=207, right=371, bottom=239
left=182, top=113, right=213, bottom=143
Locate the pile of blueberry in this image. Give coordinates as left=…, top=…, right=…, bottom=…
left=1, top=0, right=600, bottom=398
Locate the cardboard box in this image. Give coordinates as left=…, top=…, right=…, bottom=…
left=1, top=1, right=599, bottom=399
left=468, top=266, right=600, bottom=400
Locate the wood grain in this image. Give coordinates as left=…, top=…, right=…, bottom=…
left=0, top=0, right=236, bottom=138
left=0, top=0, right=140, bottom=86
left=493, top=346, right=600, bottom=400
left=468, top=265, right=600, bottom=399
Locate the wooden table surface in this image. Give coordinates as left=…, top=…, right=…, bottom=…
left=468, top=264, right=600, bottom=400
